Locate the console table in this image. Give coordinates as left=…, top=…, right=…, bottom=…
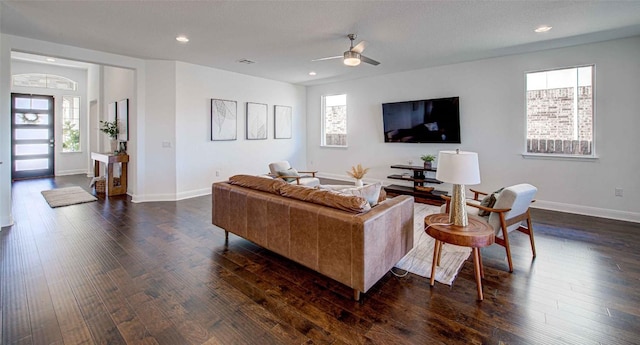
left=385, top=165, right=447, bottom=205
left=91, top=152, right=129, bottom=196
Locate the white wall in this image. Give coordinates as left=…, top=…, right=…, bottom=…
left=0, top=34, right=146, bottom=226
left=140, top=60, right=177, bottom=201
left=306, top=36, right=640, bottom=222
left=173, top=61, right=307, bottom=200
left=0, top=33, right=11, bottom=227
left=87, top=64, right=100, bottom=173
left=11, top=60, right=88, bottom=176
left=102, top=66, right=135, bottom=194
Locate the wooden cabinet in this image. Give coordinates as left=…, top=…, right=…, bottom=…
left=385, top=165, right=447, bottom=206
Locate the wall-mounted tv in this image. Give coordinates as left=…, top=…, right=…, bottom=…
left=382, top=97, right=461, bottom=143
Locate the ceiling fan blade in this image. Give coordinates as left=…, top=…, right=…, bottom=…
left=311, top=55, right=342, bottom=62
left=361, top=55, right=380, bottom=66
left=352, top=41, right=367, bottom=54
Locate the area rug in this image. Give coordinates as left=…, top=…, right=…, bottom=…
left=394, top=203, right=472, bottom=285
left=41, top=186, right=97, bottom=208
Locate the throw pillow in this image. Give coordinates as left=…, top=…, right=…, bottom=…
left=477, top=187, right=504, bottom=217
left=337, top=182, right=383, bottom=207
left=276, top=168, right=300, bottom=183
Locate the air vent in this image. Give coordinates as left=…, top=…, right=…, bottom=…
left=236, top=59, right=255, bottom=64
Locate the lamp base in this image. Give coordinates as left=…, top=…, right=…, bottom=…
left=449, top=184, right=468, bottom=227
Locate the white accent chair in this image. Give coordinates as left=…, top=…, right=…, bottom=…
left=268, top=161, right=320, bottom=187
left=442, top=183, right=537, bottom=272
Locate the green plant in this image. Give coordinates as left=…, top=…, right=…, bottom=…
left=62, top=120, right=80, bottom=152
left=420, top=154, right=436, bottom=162
left=99, top=120, right=119, bottom=139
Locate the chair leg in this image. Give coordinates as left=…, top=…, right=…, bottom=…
left=526, top=211, right=536, bottom=258
left=500, top=214, right=514, bottom=273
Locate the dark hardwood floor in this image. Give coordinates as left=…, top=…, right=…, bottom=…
left=2, top=175, right=640, bottom=344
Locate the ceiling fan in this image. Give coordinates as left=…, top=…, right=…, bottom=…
left=312, top=34, right=380, bottom=67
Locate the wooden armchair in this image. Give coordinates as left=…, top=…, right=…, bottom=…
left=442, top=184, right=537, bottom=272
left=268, top=161, right=320, bottom=187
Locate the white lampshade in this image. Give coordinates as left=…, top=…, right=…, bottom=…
left=435, top=150, right=481, bottom=185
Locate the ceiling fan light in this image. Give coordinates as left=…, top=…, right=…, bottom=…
left=343, top=51, right=361, bottom=66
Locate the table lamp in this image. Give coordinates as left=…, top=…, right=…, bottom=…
left=435, top=149, right=481, bottom=227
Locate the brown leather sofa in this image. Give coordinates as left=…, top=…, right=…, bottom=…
left=212, top=175, right=414, bottom=300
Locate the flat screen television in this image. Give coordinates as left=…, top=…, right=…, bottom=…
left=382, top=97, right=461, bottom=143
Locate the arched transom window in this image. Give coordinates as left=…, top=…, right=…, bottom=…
left=12, top=73, right=78, bottom=91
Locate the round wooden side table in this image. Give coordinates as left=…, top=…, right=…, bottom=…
left=425, top=213, right=495, bottom=300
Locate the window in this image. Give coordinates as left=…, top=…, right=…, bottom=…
left=321, top=94, right=347, bottom=147
left=525, top=65, right=594, bottom=156
left=62, top=96, right=80, bottom=152
left=12, top=73, right=77, bottom=91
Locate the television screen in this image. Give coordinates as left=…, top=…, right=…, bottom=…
left=382, top=97, right=461, bottom=143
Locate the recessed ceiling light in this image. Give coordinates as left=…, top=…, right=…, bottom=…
left=45, top=57, right=56, bottom=62
left=308, top=71, right=317, bottom=76
left=176, top=35, right=189, bottom=43
left=534, top=25, right=552, bottom=33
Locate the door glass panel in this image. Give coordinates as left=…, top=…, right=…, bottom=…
left=15, top=158, right=49, bottom=171
left=32, top=98, right=50, bottom=110
left=15, top=97, right=31, bottom=109
left=15, top=128, right=49, bottom=140
left=15, top=113, right=49, bottom=125
left=15, top=144, right=49, bottom=156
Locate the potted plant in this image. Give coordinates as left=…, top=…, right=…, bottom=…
left=347, top=163, right=370, bottom=187
left=420, top=154, right=436, bottom=169
left=99, top=120, right=119, bottom=153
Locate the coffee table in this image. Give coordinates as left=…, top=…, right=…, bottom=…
left=425, top=213, right=494, bottom=300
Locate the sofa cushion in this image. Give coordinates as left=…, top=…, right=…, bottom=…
left=280, top=184, right=371, bottom=213
left=228, top=174, right=287, bottom=194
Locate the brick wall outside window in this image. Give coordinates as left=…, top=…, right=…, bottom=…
left=526, top=86, right=592, bottom=155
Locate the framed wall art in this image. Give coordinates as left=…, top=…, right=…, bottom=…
left=107, top=102, right=116, bottom=123
left=211, top=99, right=237, bottom=141
left=116, top=98, right=129, bottom=141
left=274, top=105, right=292, bottom=139
left=246, top=102, right=267, bottom=140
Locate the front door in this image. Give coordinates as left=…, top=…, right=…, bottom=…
left=11, top=93, right=55, bottom=180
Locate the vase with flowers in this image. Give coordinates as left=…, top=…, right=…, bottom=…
left=347, top=163, right=370, bottom=187
left=99, top=120, right=119, bottom=153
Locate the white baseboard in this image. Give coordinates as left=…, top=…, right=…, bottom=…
left=1, top=215, right=15, bottom=228
left=56, top=169, right=88, bottom=176
left=176, top=188, right=210, bottom=201
left=130, top=188, right=211, bottom=203
left=129, top=177, right=640, bottom=224
left=316, top=172, right=386, bottom=185
left=131, top=193, right=175, bottom=203
left=532, top=200, right=640, bottom=223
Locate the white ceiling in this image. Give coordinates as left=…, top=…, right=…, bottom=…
left=2, top=1, right=640, bottom=86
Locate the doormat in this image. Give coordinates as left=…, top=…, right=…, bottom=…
left=41, top=186, right=97, bottom=208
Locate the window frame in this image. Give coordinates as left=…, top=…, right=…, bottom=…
left=523, top=64, right=597, bottom=160
left=321, top=93, right=348, bottom=148
left=61, top=95, right=81, bottom=153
